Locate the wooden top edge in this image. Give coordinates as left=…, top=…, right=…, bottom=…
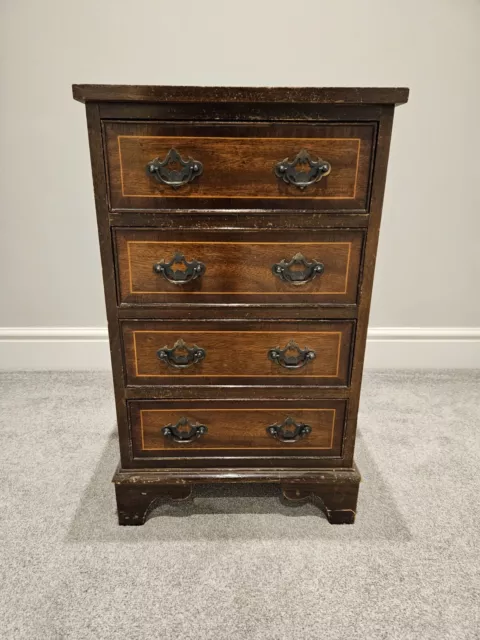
left=72, top=84, right=409, bottom=106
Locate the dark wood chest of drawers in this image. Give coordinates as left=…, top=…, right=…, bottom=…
left=73, top=85, right=408, bottom=525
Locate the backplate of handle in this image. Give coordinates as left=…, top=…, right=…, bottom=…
left=268, top=339, right=316, bottom=370
left=274, top=149, right=331, bottom=190
left=267, top=416, right=312, bottom=442
left=272, top=252, right=324, bottom=286
left=153, top=251, right=206, bottom=285
left=146, top=148, right=203, bottom=189
left=162, top=417, right=208, bottom=443
left=157, top=338, right=206, bottom=369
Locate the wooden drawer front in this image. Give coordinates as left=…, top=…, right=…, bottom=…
left=115, top=229, right=364, bottom=305
left=105, top=121, right=375, bottom=212
left=129, top=400, right=346, bottom=458
left=122, top=320, right=354, bottom=386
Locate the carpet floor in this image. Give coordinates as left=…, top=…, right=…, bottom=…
left=0, top=371, right=479, bottom=639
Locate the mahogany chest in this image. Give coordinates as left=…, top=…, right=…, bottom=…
left=73, top=85, right=408, bottom=524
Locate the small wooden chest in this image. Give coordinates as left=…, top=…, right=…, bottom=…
left=73, top=85, right=408, bottom=524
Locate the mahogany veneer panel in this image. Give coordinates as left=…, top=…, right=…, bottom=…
left=121, top=320, right=354, bottom=387
left=115, top=228, right=364, bottom=306
left=129, top=399, right=346, bottom=459
left=104, top=121, right=375, bottom=212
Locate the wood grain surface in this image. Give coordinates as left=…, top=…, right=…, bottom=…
left=114, top=228, right=364, bottom=305
left=104, top=122, right=375, bottom=211
left=122, top=320, right=354, bottom=386
left=128, top=399, right=346, bottom=457
left=73, top=84, right=409, bottom=105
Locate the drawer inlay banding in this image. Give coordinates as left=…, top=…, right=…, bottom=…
left=138, top=407, right=337, bottom=451
left=115, top=229, right=364, bottom=305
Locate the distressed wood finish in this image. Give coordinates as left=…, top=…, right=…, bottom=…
left=74, top=84, right=408, bottom=525
left=73, top=84, right=409, bottom=105
left=115, top=228, right=364, bottom=306
left=121, top=320, right=354, bottom=386
left=113, top=464, right=361, bottom=525
left=129, top=399, right=346, bottom=458
left=105, top=121, right=375, bottom=212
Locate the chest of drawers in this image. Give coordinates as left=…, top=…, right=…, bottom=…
left=73, top=85, right=408, bottom=525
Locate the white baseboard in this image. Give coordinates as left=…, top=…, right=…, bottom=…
left=0, top=327, right=479, bottom=371
left=0, top=328, right=110, bottom=371
left=364, top=327, right=480, bottom=369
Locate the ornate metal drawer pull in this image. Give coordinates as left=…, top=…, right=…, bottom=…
left=157, top=338, right=206, bottom=369
left=268, top=339, right=316, bottom=370
left=272, top=252, right=324, bottom=286
left=153, top=252, right=206, bottom=285
left=274, top=149, right=331, bottom=190
left=146, top=148, right=203, bottom=189
left=267, top=416, right=312, bottom=442
left=162, top=417, right=208, bottom=443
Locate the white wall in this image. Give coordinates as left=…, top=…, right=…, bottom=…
left=1, top=0, right=479, bottom=368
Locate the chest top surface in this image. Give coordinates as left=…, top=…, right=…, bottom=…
left=72, top=84, right=409, bottom=105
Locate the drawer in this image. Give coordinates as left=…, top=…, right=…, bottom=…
left=122, top=320, right=354, bottom=386
left=128, top=399, right=346, bottom=459
left=115, top=228, right=364, bottom=306
left=104, top=121, right=375, bottom=212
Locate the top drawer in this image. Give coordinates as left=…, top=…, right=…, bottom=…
left=104, top=122, right=376, bottom=212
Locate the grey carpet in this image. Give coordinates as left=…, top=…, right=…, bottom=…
left=0, top=371, right=479, bottom=640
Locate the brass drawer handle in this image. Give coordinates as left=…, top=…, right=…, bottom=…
left=162, top=417, right=208, bottom=443
left=274, top=149, right=331, bottom=190
left=267, top=416, right=312, bottom=442
left=157, top=338, right=206, bottom=369
left=268, top=339, right=316, bottom=370
left=153, top=251, right=206, bottom=285
left=146, top=148, right=203, bottom=189
left=272, top=252, right=324, bottom=286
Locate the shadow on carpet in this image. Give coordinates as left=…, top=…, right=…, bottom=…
left=66, top=428, right=411, bottom=543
